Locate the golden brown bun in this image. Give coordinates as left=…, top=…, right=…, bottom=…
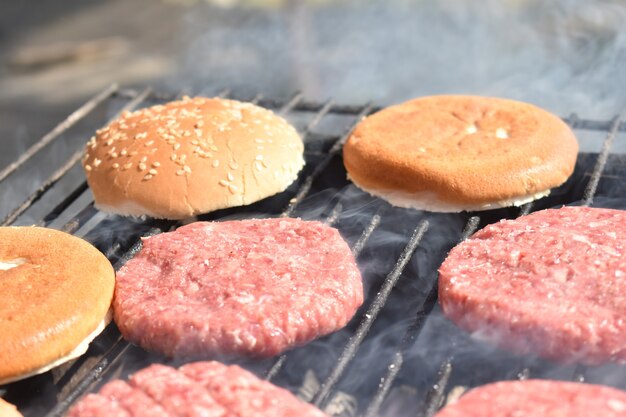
left=83, top=97, right=304, bottom=219
left=0, top=399, right=23, bottom=417
left=343, top=95, right=579, bottom=212
left=0, top=227, right=115, bottom=384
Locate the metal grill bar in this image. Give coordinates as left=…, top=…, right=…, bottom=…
left=40, top=182, right=90, bottom=226
left=324, top=201, right=343, bottom=226
left=304, top=99, right=335, bottom=133
left=420, top=359, right=454, bottom=417
left=277, top=92, right=304, bottom=115
left=350, top=213, right=382, bottom=258
left=111, top=88, right=626, bottom=132
left=0, top=84, right=118, bottom=184
left=583, top=113, right=624, bottom=206
left=282, top=104, right=373, bottom=217
left=313, top=221, right=430, bottom=408
left=0, top=87, right=152, bottom=227
left=363, top=216, right=480, bottom=417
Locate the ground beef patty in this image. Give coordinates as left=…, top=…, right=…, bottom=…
left=439, top=206, right=626, bottom=364
left=67, top=361, right=328, bottom=417
left=114, top=218, right=363, bottom=358
left=433, top=380, right=626, bottom=417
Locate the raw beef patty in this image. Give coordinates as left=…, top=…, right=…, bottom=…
left=439, top=206, right=626, bottom=364
left=433, top=380, right=626, bottom=417
left=67, top=361, right=328, bottom=417
left=113, top=218, right=363, bottom=358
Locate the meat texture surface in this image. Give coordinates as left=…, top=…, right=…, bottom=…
left=114, top=218, right=363, bottom=358
left=67, top=361, right=328, bottom=417
left=433, top=380, right=626, bottom=417
left=439, top=206, right=626, bottom=364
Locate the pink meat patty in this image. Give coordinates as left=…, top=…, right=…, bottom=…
left=439, top=206, right=626, bottom=364
left=433, top=380, right=626, bottom=417
left=113, top=218, right=363, bottom=358
left=67, top=361, right=328, bottom=417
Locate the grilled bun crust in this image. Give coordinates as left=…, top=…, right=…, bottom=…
left=343, top=95, right=578, bottom=212
left=0, top=227, right=115, bottom=384
left=83, top=97, right=304, bottom=219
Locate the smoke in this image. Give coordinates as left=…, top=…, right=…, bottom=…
left=168, top=0, right=626, bottom=119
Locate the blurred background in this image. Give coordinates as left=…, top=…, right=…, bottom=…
left=1, top=0, right=626, bottom=159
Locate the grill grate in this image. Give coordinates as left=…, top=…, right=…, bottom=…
left=1, top=85, right=625, bottom=417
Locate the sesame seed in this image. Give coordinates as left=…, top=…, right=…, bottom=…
left=149, top=169, right=158, bottom=175
left=145, top=140, right=154, bottom=146
left=191, top=140, right=199, bottom=145
left=176, top=170, right=185, bottom=176
left=111, top=152, right=118, bottom=158
left=229, top=161, right=239, bottom=169
left=227, top=172, right=234, bottom=181
left=143, top=174, right=153, bottom=180
left=105, top=139, right=114, bottom=146
left=171, top=154, right=177, bottom=161
left=195, top=129, right=203, bottom=137
left=152, top=161, right=161, bottom=167
left=254, top=161, right=263, bottom=171
left=174, top=143, right=181, bottom=150
left=255, top=155, right=264, bottom=161
left=124, top=162, right=133, bottom=169
left=141, top=156, right=148, bottom=163
left=210, top=145, right=218, bottom=151
left=184, top=165, right=192, bottom=173
left=139, top=163, right=146, bottom=171
left=261, top=160, right=268, bottom=168
left=112, top=163, right=120, bottom=169
left=218, top=180, right=229, bottom=187
left=212, top=160, right=220, bottom=168
left=228, top=184, right=238, bottom=194
left=85, top=165, right=92, bottom=171
left=120, top=149, right=128, bottom=156
left=93, top=158, right=101, bottom=167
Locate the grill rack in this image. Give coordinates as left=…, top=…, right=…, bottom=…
left=0, top=84, right=625, bottom=417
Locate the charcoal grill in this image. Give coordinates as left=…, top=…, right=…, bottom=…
left=1, top=84, right=625, bottom=417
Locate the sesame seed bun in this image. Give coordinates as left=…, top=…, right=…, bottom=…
left=343, top=95, right=578, bottom=212
left=0, top=399, right=22, bottom=417
left=83, top=97, right=305, bottom=219
left=0, top=227, right=115, bottom=385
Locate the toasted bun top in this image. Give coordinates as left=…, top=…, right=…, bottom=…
left=343, top=95, right=578, bottom=209
left=0, top=227, right=115, bottom=383
left=0, top=399, right=22, bottom=417
left=83, top=97, right=304, bottom=219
